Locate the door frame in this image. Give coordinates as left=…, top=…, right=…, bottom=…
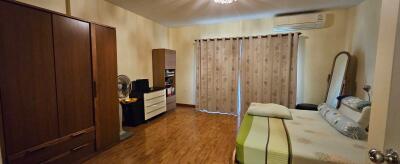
left=368, top=0, right=400, bottom=159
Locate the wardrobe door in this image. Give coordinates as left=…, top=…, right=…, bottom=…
left=0, top=1, right=59, bottom=155
left=52, top=15, right=94, bottom=136
left=0, top=90, right=5, bottom=162
left=91, top=24, right=120, bottom=150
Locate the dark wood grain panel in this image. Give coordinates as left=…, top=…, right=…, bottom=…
left=0, top=1, right=59, bottom=155
left=91, top=24, right=120, bottom=150
left=52, top=15, right=94, bottom=136
left=0, top=89, right=5, bottom=162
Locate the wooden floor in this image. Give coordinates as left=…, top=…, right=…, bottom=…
left=85, top=106, right=238, bottom=164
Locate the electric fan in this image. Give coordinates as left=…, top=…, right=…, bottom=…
left=117, top=75, right=135, bottom=140
left=118, top=75, right=132, bottom=100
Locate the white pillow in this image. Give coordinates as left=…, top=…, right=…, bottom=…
left=338, top=104, right=371, bottom=130
left=247, top=103, right=292, bottom=119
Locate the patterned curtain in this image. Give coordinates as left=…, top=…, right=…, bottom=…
left=240, top=33, right=300, bottom=116
left=195, top=39, right=240, bottom=114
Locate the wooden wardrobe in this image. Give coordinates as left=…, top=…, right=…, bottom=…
left=0, top=1, right=119, bottom=163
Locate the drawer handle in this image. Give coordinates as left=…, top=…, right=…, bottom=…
left=72, top=143, right=90, bottom=152
left=27, top=145, right=49, bottom=154
left=71, top=131, right=87, bottom=137
left=145, top=95, right=165, bottom=101
left=147, top=105, right=166, bottom=114
left=146, top=101, right=165, bottom=108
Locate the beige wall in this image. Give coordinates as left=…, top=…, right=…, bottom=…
left=169, top=9, right=352, bottom=105
left=69, top=0, right=169, bottom=85
left=346, top=0, right=381, bottom=100
left=17, top=0, right=66, bottom=14
left=17, top=0, right=170, bottom=86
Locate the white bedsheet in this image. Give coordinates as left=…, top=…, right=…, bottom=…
left=285, top=109, right=368, bottom=164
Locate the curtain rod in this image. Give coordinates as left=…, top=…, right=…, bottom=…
left=194, top=32, right=302, bottom=41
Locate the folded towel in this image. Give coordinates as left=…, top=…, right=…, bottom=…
left=247, top=103, right=292, bottom=120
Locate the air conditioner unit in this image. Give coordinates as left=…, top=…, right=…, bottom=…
left=273, top=13, right=327, bottom=32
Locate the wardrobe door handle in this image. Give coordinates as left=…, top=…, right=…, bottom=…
left=27, top=145, right=49, bottom=154
left=92, top=81, right=97, bottom=98
left=71, top=131, right=87, bottom=137
left=72, top=143, right=90, bottom=152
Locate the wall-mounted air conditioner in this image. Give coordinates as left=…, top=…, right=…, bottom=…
left=273, top=13, right=327, bottom=32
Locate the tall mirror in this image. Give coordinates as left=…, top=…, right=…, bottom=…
left=325, top=52, right=350, bottom=108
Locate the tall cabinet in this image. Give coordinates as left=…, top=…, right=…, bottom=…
left=0, top=2, right=61, bottom=157
left=91, top=24, right=120, bottom=150
left=0, top=1, right=119, bottom=163
left=53, top=14, right=95, bottom=137
left=152, top=49, right=176, bottom=111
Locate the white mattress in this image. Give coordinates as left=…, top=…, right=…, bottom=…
left=285, top=109, right=368, bottom=164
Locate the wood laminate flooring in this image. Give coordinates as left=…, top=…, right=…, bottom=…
left=85, top=106, right=237, bottom=164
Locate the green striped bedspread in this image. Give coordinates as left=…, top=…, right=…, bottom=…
left=236, top=114, right=291, bottom=164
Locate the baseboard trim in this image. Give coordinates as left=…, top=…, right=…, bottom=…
left=176, top=103, right=195, bottom=108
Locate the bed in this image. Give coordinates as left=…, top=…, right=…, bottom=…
left=235, top=109, right=368, bottom=164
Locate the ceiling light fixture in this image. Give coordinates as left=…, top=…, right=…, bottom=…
left=214, top=0, right=237, bottom=4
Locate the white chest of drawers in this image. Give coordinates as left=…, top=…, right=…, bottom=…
left=143, top=89, right=166, bottom=120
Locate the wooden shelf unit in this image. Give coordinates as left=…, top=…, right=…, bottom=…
left=152, top=49, right=176, bottom=111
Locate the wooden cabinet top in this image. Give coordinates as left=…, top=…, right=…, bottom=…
left=152, top=49, right=176, bottom=69
left=152, top=49, right=176, bottom=55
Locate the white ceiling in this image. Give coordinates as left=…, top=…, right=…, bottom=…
left=106, top=0, right=364, bottom=27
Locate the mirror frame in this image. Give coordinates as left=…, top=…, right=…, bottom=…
left=325, top=51, right=351, bottom=108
